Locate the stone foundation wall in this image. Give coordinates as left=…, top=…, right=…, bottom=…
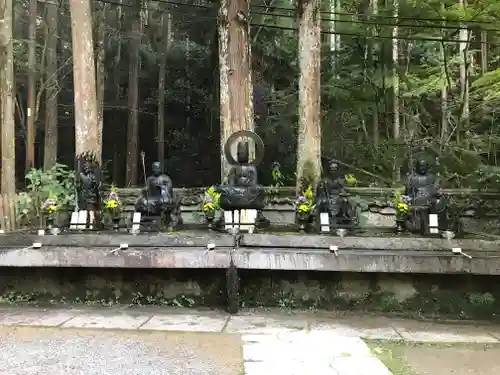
left=2, top=267, right=500, bottom=320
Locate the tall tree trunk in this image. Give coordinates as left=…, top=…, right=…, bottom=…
left=44, top=0, right=58, bottom=169
left=218, top=0, right=231, bottom=181
left=114, top=0, right=123, bottom=103
left=157, top=11, right=172, bottom=167
left=95, top=3, right=108, bottom=161
left=480, top=31, right=488, bottom=74
left=392, top=0, right=400, bottom=181
left=371, top=0, right=379, bottom=147
left=296, top=0, right=322, bottom=192
left=26, top=0, right=37, bottom=171
left=69, top=0, right=99, bottom=158
left=328, top=0, right=336, bottom=72
left=125, top=2, right=141, bottom=186
left=218, top=0, right=254, bottom=180
left=0, top=0, right=15, bottom=195
left=458, top=0, right=469, bottom=143
left=439, top=12, right=448, bottom=146
left=185, top=35, right=191, bottom=134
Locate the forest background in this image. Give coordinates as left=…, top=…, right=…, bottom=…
left=3, top=0, right=500, bottom=190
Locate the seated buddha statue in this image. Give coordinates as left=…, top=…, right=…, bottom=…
left=316, top=159, right=357, bottom=229
left=219, top=141, right=266, bottom=210
left=135, top=161, right=180, bottom=229
left=218, top=141, right=269, bottom=228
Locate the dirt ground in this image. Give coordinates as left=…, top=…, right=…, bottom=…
left=404, top=344, right=500, bottom=375
left=369, top=341, right=500, bottom=375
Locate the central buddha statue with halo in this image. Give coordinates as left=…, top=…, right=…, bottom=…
left=218, top=141, right=269, bottom=228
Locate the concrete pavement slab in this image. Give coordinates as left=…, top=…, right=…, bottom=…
left=329, top=356, right=393, bottom=375
left=242, top=331, right=392, bottom=375
left=393, top=321, right=498, bottom=343
left=307, top=314, right=402, bottom=340
left=139, top=313, right=228, bottom=332
left=225, top=314, right=306, bottom=334
left=0, top=309, right=78, bottom=327
left=310, top=323, right=401, bottom=340
left=397, top=329, right=498, bottom=343
left=62, top=312, right=152, bottom=330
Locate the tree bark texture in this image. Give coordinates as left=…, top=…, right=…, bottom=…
left=0, top=0, right=16, bottom=195
left=157, top=12, right=172, bottom=167
left=43, top=0, right=58, bottom=170
left=125, top=3, right=141, bottom=186
left=69, top=0, right=100, bottom=159
left=392, top=0, right=400, bottom=182
left=218, top=0, right=231, bottom=181
left=218, top=0, right=254, bottom=180
left=95, top=3, right=108, bottom=162
left=26, top=0, right=37, bottom=171
left=458, top=0, right=469, bottom=142
left=296, top=0, right=322, bottom=192
left=439, top=14, right=448, bottom=146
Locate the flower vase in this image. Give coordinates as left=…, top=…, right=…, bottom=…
left=395, top=218, right=405, bottom=234
left=205, top=210, right=215, bottom=229
left=112, top=215, right=120, bottom=231
left=46, top=215, right=55, bottom=229
left=297, top=212, right=309, bottom=232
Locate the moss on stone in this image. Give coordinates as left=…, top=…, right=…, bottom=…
left=1, top=267, right=500, bottom=321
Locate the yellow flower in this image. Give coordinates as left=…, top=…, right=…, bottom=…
left=105, top=199, right=118, bottom=209
left=203, top=202, right=215, bottom=211
left=345, top=174, right=357, bottom=185
left=272, top=169, right=281, bottom=180
left=396, top=202, right=409, bottom=213
left=304, top=186, right=313, bottom=200
left=298, top=203, right=310, bottom=213
left=47, top=205, right=57, bottom=214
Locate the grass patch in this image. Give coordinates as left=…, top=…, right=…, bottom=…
left=366, top=340, right=417, bottom=375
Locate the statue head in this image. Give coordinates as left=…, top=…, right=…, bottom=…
left=329, top=159, right=340, bottom=174
left=82, top=161, right=92, bottom=175
left=415, top=159, right=429, bottom=175
left=152, top=161, right=163, bottom=176
left=236, top=141, right=249, bottom=164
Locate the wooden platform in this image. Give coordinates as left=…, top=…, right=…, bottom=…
left=0, top=232, right=499, bottom=274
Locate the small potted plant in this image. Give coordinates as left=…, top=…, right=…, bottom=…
left=295, top=186, right=314, bottom=232
left=345, top=173, right=357, bottom=186
left=202, top=186, right=220, bottom=229
left=393, top=189, right=410, bottom=233
left=104, top=186, right=121, bottom=231
left=42, top=196, right=58, bottom=230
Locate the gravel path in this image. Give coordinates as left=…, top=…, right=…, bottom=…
left=0, top=327, right=243, bottom=375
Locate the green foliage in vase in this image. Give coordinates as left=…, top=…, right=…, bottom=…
left=19, top=164, right=76, bottom=222
left=268, top=162, right=285, bottom=199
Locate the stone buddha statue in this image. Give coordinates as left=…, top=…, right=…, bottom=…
left=77, top=160, right=101, bottom=211
left=316, top=159, right=356, bottom=229
left=218, top=141, right=269, bottom=228
left=405, top=159, right=438, bottom=206
left=135, top=161, right=180, bottom=229
left=219, top=141, right=266, bottom=210
left=404, top=158, right=448, bottom=232
left=76, top=154, right=102, bottom=229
